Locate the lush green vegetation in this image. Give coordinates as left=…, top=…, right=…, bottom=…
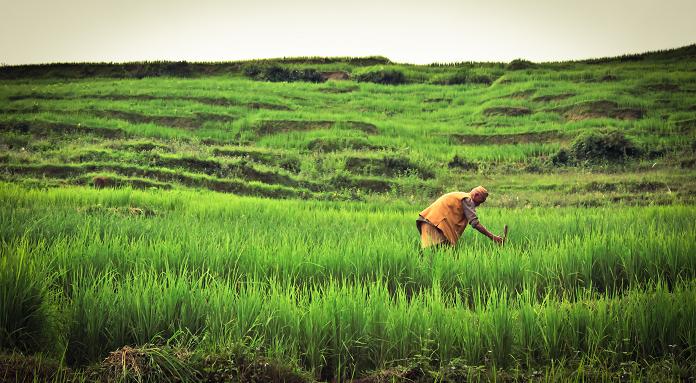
left=2, top=45, right=696, bottom=206
left=1, top=185, right=695, bottom=381
left=1, top=45, right=695, bottom=381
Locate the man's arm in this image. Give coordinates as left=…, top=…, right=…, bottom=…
left=472, top=222, right=504, bottom=244
left=461, top=198, right=503, bottom=244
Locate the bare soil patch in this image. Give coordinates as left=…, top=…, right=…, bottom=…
left=675, top=118, right=696, bottom=133
left=256, top=120, right=378, bottom=136
left=320, top=71, right=350, bottom=81
left=318, top=85, right=359, bottom=94
left=7, top=93, right=291, bottom=111
left=0, top=353, right=66, bottom=383
left=482, top=106, right=532, bottom=117
left=344, top=121, right=379, bottom=134
left=330, top=174, right=393, bottom=193
left=449, top=130, right=565, bottom=145
left=92, top=109, right=234, bottom=129
left=245, top=102, right=290, bottom=110
left=0, top=121, right=126, bottom=139
left=4, top=162, right=310, bottom=198
left=345, top=155, right=434, bottom=179
left=553, top=100, right=643, bottom=121
left=212, top=147, right=301, bottom=173
left=578, top=181, right=669, bottom=193
left=644, top=83, right=680, bottom=92
left=532, top=93, right=575, bottom=103
left=108, top=141, right=170, bottom=152
left=504, top=90, right=535, bottom=99
left=599, top=74, right=618, bottom=82
left=307, top=137, right=386, bottom=152
left=351, top=366, right=425, bottom=383
left=93, top=110, right=199, bottom=129
left=423, top=97, right=452, bottom=103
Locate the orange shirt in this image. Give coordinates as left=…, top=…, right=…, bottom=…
left=417, top=192, right=477, bottom=245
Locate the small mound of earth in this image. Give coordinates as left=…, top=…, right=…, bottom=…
left=7, top=92, right=291, bottom=111
left=644, top=83, right=680, bottom=92
left=343, top=121, right=379, bottom=134
left=0, top=353, right=65, bottom=383
left=504, top=89, right=535, bottom=99
left=91, top=109, right=235, bottom=129
left=675, top=118, right=696, bottom=133
left=257, top=120, right=333, bottom=135
left=0, top=121, right=127, bottom=139
left=600, top=74, right=618, bottom=81
left=318, top=86, right=359, bottom=94
left=307, top=137, right=386, bottom=152
left=582, top=181, right=669, bottom=193
left=330, top=174, right=392, bottom=193
left=482, top=106, right=532, bottom=117
left=256, top=120, right=378, bottom=136
left=423, top=97, right=452, bottom=103
left=554, top=100, right=643, bottom=121
left=449, top=130, right=564, bottom=145
left=533, top=93, right=575, bottom=103
left=320, top=71, right=350, bottom=81
left=345, top=155, right=434, bottom=179
left=351, top=366, right=425, bottom=383
left=246, top=102, right=291, bottom=110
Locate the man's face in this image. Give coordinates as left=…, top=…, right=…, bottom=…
left=472, top=192, right=487, bottom=206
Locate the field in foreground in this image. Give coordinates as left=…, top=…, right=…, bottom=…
left=2, top=185, right=695, bottom=382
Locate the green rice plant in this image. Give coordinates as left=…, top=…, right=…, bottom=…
left=0, top=237, right=61, bottom=355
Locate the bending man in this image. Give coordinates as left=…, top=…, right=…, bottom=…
left=417, top=186, right=503, bottom=248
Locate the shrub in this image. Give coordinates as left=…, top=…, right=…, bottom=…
left=506, top=59, right=535, bottom=70
left=126, top=61, right=193, bottom=79
left=432, top=71, right=494, bottom=85
left=242, top=64, right=324, bottom=83
left=467, top=74, right=494, bottom=85
left=570, top=129, right=642, bottom=162
left=551, top=148, right=571, bottom=165
left=355, top=69, right=407, bottom=85
left=448, top=155, right=479, bottom=171
left=432, top=71, right=469, bottom=85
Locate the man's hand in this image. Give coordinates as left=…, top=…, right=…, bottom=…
left=473, top=223, right=505, bottom=245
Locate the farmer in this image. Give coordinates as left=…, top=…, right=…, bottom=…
left=417, top=186, right=504, bottom=248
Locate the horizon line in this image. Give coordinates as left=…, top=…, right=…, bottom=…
left=3, top=43, right=694, bottom=68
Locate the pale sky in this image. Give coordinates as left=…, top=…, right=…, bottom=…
left=1, top=0, right=695, bottom=65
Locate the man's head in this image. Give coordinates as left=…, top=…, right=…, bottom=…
left=470, top=186, right=488, bottom=206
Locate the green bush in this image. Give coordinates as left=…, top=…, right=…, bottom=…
left=355, top=69, right=407, bottom=85
left=448, top=155, right=479, bottom=171
left=467, top=74, right=494, bottom=84
left=432, top=71, right=469, bottom=85
left=242, top=64, right=324, bottom=83
left=506, top=59, right=535, bottom=70
left=570, top=130, right=642, bottom=162
left=551, top=148, right=571, bottom=165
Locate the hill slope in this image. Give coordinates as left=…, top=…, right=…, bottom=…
left=1, top=47, right=695, bottom=206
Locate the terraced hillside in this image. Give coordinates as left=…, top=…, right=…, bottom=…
left=2, top=45, right=695, bottom=207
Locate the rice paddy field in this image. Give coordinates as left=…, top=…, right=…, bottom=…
left=1, top=46, right=696, bottom=382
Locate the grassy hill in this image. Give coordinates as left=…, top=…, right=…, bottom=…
left=1, top=45, right=695, bottom=206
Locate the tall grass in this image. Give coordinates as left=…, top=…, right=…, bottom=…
left=1, top=184, right=695, bottom=379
